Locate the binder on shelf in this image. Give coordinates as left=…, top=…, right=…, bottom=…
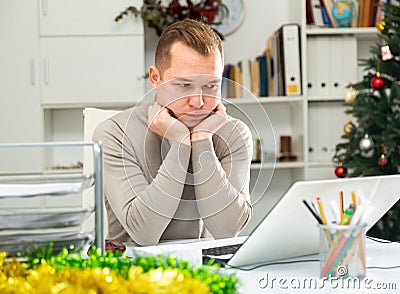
left=309, top=102, right=351, bottom=162
left=277, top=24, right=302, bottom=96
left=329, top=36, right=357, bottom=97
left=307, top=36, right=357, bottom=99
left=307, top=36, right=330, bottom=98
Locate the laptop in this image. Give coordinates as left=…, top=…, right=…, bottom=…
left=199, top=174, right=400, bottom=267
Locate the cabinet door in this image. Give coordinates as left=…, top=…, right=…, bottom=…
left=41, top=37, right=145, bottom=106
left=39, top=0, right=144, bottom=35
left=0, top=0, right=43, bottom=174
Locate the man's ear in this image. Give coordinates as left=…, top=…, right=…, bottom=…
left=149, top=66, right=161, bottom=89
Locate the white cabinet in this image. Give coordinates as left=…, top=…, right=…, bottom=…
left=39, top=0, right=145, bottom=107
left=1, top=1, right=145, bottom=172
left=0, top=0, right=43, bottom=173
left=41, top=36, right=144, bottom=106
left=39, top=0, right=143, bottom=36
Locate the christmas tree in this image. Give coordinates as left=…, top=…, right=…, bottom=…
left=333, top=1, right=400, bottom=241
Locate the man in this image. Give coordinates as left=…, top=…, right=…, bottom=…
left=93, top=19, right=253, bottom=246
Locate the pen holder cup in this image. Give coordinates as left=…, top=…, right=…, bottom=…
left=318, top=223, right=366, bottom=279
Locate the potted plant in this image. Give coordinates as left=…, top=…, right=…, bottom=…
left=115, top=0, right=229, bottom=38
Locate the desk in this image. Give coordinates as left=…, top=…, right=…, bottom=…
left=224, top=238, right=400, bottom=293
left=127, top=238, right=400, bottom=294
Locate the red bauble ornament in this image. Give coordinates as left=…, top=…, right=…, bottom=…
left=335, top=162, right=347, bottom=178
left=378, top=154, right=388, bottom=166
left=371, top=76, right=384, bottom=90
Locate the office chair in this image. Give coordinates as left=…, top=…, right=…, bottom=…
left=82, top=107, right=121, bottom=237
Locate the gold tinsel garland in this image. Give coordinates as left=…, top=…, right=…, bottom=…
left=0, top=250, right=237, bottom=294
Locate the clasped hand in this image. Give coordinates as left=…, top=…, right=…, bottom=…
left=148, top=102, right=228, bottom=145
left=191, top=103, right=228, bottom=141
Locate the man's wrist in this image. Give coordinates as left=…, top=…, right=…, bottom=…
left=191, top=130, right=211, bottom=141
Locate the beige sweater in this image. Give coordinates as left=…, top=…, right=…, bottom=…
left=93, top=103, right=253, bottom=246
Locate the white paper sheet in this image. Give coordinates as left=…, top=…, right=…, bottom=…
left=0, top=182, right=83, bottom=197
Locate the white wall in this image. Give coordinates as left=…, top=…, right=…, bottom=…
left=222, top=0, right=291, bottom=63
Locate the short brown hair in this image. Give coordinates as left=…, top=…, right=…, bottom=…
left=155, top=19, right=223, bottom=76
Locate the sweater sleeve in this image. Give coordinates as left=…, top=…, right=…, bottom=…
left=191, top=119, right=253, bottom=238
left=93, top=118, right=191, bottom=246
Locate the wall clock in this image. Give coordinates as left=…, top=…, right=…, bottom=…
left=214, top=0, right=245, bottom=36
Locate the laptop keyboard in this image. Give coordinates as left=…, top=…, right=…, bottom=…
left=202, top=243, right=242, bottom=257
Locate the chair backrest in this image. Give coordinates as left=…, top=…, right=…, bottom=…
left=82, top=108, right=122, bottom=236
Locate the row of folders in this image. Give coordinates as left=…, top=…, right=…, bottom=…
left=306, top=0, right=387, bottom=28
left=222, top=24, right=302, bottom=99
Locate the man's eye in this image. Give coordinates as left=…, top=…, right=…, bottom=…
left=204, top=84, right=218, bottom=90
left=178, top=83, right=191, bottom=88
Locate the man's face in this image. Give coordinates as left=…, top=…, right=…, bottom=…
left=151, top=42, right=223, bottom=128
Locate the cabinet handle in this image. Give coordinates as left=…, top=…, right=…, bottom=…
left=30, top=59, right=36, bottom=86
left=41, top=0, right=47, bottom=16
left=43, top=59, right=49, bottom=85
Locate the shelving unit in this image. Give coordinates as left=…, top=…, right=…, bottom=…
left=234, top=1, right=380, bottom=234
left=301, top=2, right=379, bottom=180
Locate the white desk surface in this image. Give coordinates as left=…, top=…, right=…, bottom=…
left=127, top=237, right=400, bottom=294
left=224, top=238, right=400, bottom=294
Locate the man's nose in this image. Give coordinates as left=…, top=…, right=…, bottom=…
left=188, top=90, right=204, bottom=108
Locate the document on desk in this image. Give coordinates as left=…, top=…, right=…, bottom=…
left=0, top=182, right=84, bottom=197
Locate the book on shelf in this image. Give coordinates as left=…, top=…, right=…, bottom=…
left=238, top=59, right=251, bottom=97
left=222, top=63, right=231, bottom=98
left=320, top=0, right=333, bottom=27
left=266, top=37, right=276, bottom=97
left=249, top=59, right=260, bottom=97
left=362, top=0, right=372, bottom=27
left=306, top=0, right=315, bottom=24
left=224, top=24, right=302, bottom=99
left=306, top=0, right=337, bottom=27
left=256, top=55, right=268, bottom=97
left=228, top=64, right=243, bottom=98
left=272, top=30, right=283, bottom=96
left=321, top=0, right=338, bottom=27
left=357, top=0, right=382, bottom=27
left=310, top=0, right=325, bottom=26
left=375, top=0, right=387, bottom=25
left=352, top=0, right=360, bottom=27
